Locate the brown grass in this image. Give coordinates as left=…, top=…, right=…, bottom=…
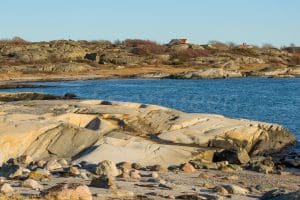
left=170, top=48, right=211, bottom=61
left=124, top=39, right=167, bottom=55
left=229, top=47, right=258, bottom=57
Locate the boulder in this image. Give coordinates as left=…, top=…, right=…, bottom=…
left=94, top=160, right=120, bottom=177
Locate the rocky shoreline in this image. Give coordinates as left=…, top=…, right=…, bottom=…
left=0, top=92, right=299, bottom=199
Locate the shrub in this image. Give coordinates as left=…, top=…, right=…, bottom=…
left=171, top=48, right=210, bottom=61
left=124, top=39, right=167, bottom=55
left=229, top=47, right=257, bottom=57
left=290, top=55, right=300, bottom=65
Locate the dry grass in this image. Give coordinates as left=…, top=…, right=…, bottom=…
left=124, top=39, right=167, bottom=55
left=229, top=47, right=258, bottom=57
left=170, top=48, right=211, bottom=62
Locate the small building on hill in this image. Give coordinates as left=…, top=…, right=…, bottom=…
left=168, top=38, right=189, bottom=45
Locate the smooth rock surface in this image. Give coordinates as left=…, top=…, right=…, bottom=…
left=0, top=93, right=296, bottom=167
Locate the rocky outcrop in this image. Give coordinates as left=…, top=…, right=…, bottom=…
left=0, top=93, right=296, bottom=166
left=1, top=39, right=299, bottom=81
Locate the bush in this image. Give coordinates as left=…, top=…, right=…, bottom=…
left=171, top=48, right=210, bottom=61
left=229, top=47, right=257, bottom=57
left=124, top=39, right=167, bottom=55
left=290, top=55, right=300, bottom=65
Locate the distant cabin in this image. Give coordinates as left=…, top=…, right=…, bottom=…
left=168, top=38, right=189, bottom=45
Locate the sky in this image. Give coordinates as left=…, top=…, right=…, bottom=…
left=0, top=0, right=299, bottom=46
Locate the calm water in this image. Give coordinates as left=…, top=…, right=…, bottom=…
left=2, top=78, right=300, bottom=149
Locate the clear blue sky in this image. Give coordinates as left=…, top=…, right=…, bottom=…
left=0, top=0, right=299, bottom=46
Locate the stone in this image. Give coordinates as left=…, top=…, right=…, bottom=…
left=181, top=163, right=196, bottom=173
left=57, top=158, right=69, bottom=167
left=175, top=194, right=202, bottom=200
left=28, top=169, right=51, bottom=181
left=17, top=155, right=33, bottom=166
left=69, top=166, right=80, bottom=176
left=36, top=160, right=46, bottom=168
left=120, top=172, right=130, bottom=179
left=223, top=184, right=248, bottom=195
left=45, top=159, right=63, bottom=171
left=0, top=177, right=6, bottom=185
left=90, top=176, right=117, bottom=189
left=44, top=183, right=92, bottom=200
left=203, top=182, right=214, bottom=189
left=261, top=156, right=274, bottom=167
left=198, top=173, right=209, bottom=179
left=129, top=169, right=141, bottom=179
left=214, top=149, right=250, bottom=164
left=22, top=179, right=43, bottom=190
left=283, top=157, right=300, bottom=168
left=151, top=172, right=159, bottom=179
left=132, top=163, right=143, bottom=170
left=224, top=175, right=239, bottom=180
left=151, top=164, right=168, bottom=172
left=94, top=160, right=120, bottom=177
left=0, top=183, right=13, bottom=194
left=261, top=189, right=288, bottom=200
left=262, top=190, right=300, bottom=200
left=214, top=185, right=229, bottom=195
left=218, top=165, right=235, bottom=173
left=105, top=189, right=135, bottom=198
left=249, top=163, right=274, bottom=174
left=80, top=172, right=90, bottom=180
left=7, top=165, right=25, bottom=179
left=189, top=160, right=215, bottom=169
left=192, top=150, right=215, bottom=163
left=117, top=162, right=132, bottom=172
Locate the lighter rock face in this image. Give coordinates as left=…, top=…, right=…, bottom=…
left=0, top=92, right=296, bottom=166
